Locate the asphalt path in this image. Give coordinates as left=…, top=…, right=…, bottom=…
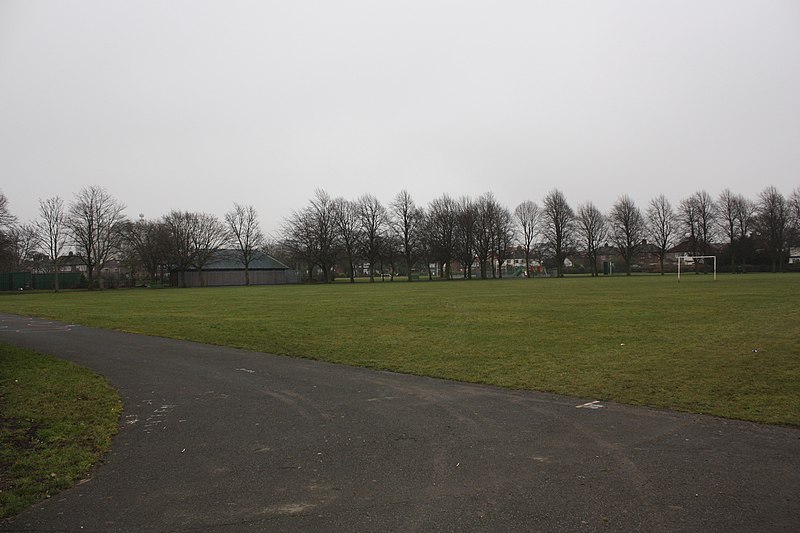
left=1, top=312, right=798, bottom=532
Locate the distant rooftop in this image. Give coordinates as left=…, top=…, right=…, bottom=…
left=203, top=249, right=290, bottom=271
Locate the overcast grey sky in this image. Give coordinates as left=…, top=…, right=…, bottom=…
left=1, top=1, right=798, bottom=236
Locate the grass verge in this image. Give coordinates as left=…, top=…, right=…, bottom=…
left=0, top=343, right=121, bottom=519
left=0, top=274, right=798, bottom=425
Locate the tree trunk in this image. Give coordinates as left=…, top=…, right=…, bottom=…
left=53, top=260, right=60, bottom=292
left=245, top=265, right=250, bottom=286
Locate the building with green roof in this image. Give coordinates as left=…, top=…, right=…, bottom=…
left=175, top=250, right=299, bottom=287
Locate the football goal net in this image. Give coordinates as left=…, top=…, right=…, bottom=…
left=677, top=255, right=717, bottom=281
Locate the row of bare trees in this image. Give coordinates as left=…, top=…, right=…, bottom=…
left=282, top=190, right=527, bottom=282
left=0, top=187, right=127, bottom=290
left=280, top=186, right=800, bottom=281
left=0, top=186, right=268, bottom=289
left=2, top=184, right=799, bottom=288
left=571, top=186, right=799, bottom=275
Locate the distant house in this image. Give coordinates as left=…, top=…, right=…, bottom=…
left=499, top=248, right=543, bottom=276
left=58, top=251, right=87, bottom=273
left=668, top=238, right=723, bottom=259
left=174, top=250, right=299, bottom=287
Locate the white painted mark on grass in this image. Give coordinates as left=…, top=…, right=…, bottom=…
left=235, top=368, right=256, bottom=374
left=576, top=400, right=604, bottom=409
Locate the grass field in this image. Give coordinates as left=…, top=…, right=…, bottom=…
left=0, top=343, right=121, bottom=518
left=0, top=274, right=797, bottom=425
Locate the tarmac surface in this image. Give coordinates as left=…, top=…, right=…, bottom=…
left=1, top=312, right=798, bottom=532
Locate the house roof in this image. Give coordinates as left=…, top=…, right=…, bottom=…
left=200, top=249, right=290, bottom=271
left=667, top=239, right=723, bottom=254
left=58, top=252, right=86, bottom=266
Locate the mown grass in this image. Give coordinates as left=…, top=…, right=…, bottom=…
left=0, top=343, right=122, bottom=518
left=0, top=274, right=798, bottom=425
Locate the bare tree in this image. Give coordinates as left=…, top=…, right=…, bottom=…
left=756, top=185, right=789, bottom=272
left=790, top=188, right=800, bottom=226
left=261, top=234, right=285, bottom=265
left=541, top=189, right=575, bottom=277
left=417, top=208, right=435, bottom=280
left=0, top=190, right=18, bottom=269
left=645, top=195, right=675, bottom=275
left=67, top=186, right=126, bottom=289
left=310, top=190, right=339, bottom=282
left=680, top=190, right=716, bottom=264
left=122, top=216, right=170, bottom=283
left=455, top=196, right=478, bottom=279
left=734, top=196, right=757, bottom=270
left=380, top=231, right=401, bottom=280
left=678, top=195, right=699, bottom=256
left=390, top=190, right=422, bottom=281
left=789, top=187, right=800, bottom=252
left=427, top=194, right=458, bottom=279
left=609, top=195, right=645, bottom=275
left=282, top=190, right=338, bottom=282
left=0, top=190, right=15, bottom=227
left=693, top=190, right=717, bottom=256
left=225, top=203, right=265, bottom=286
left=281, top=207, right=317, bottom=282
left=35, top=196, right=68, bottom=291
left=163, top=210, right=197, bottom=288
left=717, top=189, right=743, bottom=270
left=333, top=197, right=361, bottom=283
left=474, top=193, right=498, bottom=279
left=576, top=202, right=607, bottom=277
left=5, top=223, right=38, bottom=271
left=514, top=200, right=541, bottom=277
left=357, top=194, right=388, bottom=282
left=191, top=213, right=229, bottom=287
left=492, top=204, right=514, bottom=278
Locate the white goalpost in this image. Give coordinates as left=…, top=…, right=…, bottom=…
left=677, top=255, right=717, bottom=281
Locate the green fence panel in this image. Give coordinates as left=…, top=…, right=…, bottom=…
left=3, top=272, right=33, bottom=290
left=31, top=272, right=83, bottom=290
left=0, top=272, right=84, bottom=290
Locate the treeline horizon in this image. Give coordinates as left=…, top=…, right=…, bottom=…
left=0, top=184, right=798, bottom=288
